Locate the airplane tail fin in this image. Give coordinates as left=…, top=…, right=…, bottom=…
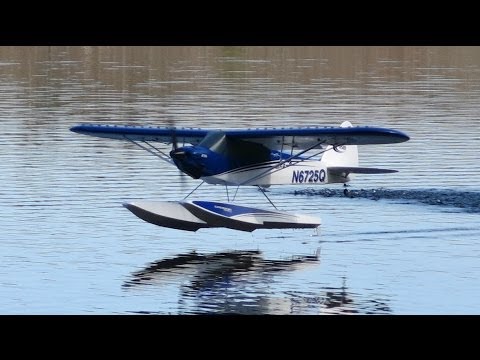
left=322, top=121, right=359, bottom=167
left=323, top=121, right=398, bottom=182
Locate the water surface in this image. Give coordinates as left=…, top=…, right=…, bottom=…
left=1, top=46, right=479, bottom=314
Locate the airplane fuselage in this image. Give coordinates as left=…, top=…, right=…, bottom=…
left=203, top=159, right=336, bottom=186
left=170, top=144, right=346, bottom=186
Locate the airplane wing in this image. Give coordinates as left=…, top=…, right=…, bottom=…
left=70, top=123, right=409, bottom=149
left=217, top=126, right=409, bottom=149
left=70, top=124, right=209, bottom=145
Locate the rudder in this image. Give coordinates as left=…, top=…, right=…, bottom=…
left=321, top=121, right=359, bottom=167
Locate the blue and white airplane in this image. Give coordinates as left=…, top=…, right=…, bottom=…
left=70, top=121, right=409, bottom=232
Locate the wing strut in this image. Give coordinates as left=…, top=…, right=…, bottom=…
left=232, top=185, right=240, bottom=202
left=124, top=136, right=174, bottom=165
left=183, top=181, right=205, bottom=200
left=257, top=186, right=278, bottom=210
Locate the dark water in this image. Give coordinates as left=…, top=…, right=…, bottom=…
left=1, top=47, right=480, bottom=314
left=295, top=188, right=480, bottom=213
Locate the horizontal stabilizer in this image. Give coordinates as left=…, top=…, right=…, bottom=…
left=328, top=166, right=398, bottom=175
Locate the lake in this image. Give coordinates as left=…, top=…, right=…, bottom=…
left=1, top=46, right=479, bottom=314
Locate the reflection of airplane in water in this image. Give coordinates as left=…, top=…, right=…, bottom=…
left=124, top=249, right=391, bottom=314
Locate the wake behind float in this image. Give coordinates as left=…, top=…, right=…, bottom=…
left=123, top=200, right=321, bottom=232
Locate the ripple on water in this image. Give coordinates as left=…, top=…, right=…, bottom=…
left=1, top=47, right=480, bottom=314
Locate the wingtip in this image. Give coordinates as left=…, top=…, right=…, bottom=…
left=387, top=130, right=409, bottom=143
left=400, top=134, right=410, bottom=143
left=397, top=130, right=410, bottom=143
left=70, top=124, right=82, bottom=133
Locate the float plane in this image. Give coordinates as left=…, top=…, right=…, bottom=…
left=70, top=121, right=409, bottom=231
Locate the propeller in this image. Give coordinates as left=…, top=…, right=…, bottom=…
left=167, top=118, right=178, bottom=151
left=166, top=118, right=189, bottom=189
left=168, top=119, right=189, bottom=161
left=169, top=129, right=186, bottom=160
